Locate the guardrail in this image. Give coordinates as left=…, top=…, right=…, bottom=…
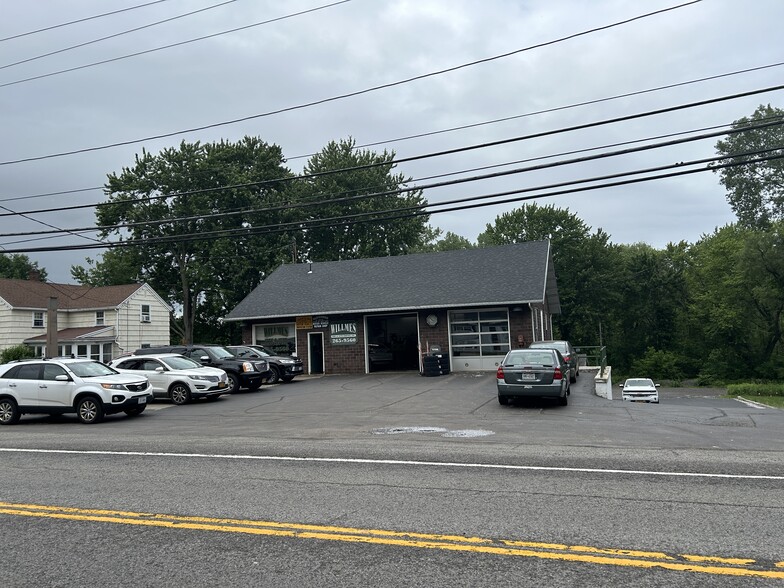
left=575, top=345, right=607, bottom=376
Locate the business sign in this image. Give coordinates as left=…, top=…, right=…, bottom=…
left=330, top=321, right=357, bottom=345
left=313, top=316, right=329, bottom=329
left=296, top=316, right=313, bottom=329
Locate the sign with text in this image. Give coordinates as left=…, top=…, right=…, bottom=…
left=296, top=316, right=313, bottom=329
left=313, top=316, right=329, bottom=329
left=330, top=321, right=357, bottom=345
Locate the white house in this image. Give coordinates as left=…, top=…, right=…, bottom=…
left=0, top=278, right=171, bottom=362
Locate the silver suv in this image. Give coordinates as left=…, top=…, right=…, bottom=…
left=0, top=358, right=152, bottom=425
left=109, top=353, right=229, bottom=404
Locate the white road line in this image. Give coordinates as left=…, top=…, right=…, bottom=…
left=1, top=447, right=782, bottom=480
left=734, top=397, right=771, bottom=409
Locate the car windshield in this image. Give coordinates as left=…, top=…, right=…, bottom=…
left=67, top=361, right=118, bottom=377
left=251, top=346, right=272, bottom=357
left=531, top=341, right=567, bottom=352
left=209, top=347, right=234, bottom=359
left=626, top=379, right=654, bottom=387
left=231, top=347, right=257, bottom=358
left=505, top=351, right=555, bottom=366
left=161, top=356, right=202, bottom=370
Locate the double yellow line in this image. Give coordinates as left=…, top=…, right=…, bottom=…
left=1, top=501, right=782, bottom=579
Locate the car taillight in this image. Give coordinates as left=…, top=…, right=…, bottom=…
left=496, top=366, right=504, bottom=378
left=553, top=367, right=562, bottom=380
left=563, top=355, right=570, bottom=362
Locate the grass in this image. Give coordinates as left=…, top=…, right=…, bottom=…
left=726, top=382, right=784, bottom=409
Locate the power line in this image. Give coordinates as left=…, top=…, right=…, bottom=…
left=0, top=0, right=701, bottom=165
left=1, top=0, right=239, bottom=71
left=0, top=151, right=779, bottom=253
left=3, top=116, right=781, bottom=237
left=3, top=59, right=781, bottom=204
left=0, top=0, right=353, bottom=89
left=0, top=0, right=174, bottom=42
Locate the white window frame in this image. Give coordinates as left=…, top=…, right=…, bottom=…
left=95, top=310, right=105, bottom=326
left=140, top=304, right=151, bottom=323
left=32, top=311, right=44, bottom=328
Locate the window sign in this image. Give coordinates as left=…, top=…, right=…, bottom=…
left=255, top=324, right=296, bottom=356
left=330, top=321, right=357, bottom=345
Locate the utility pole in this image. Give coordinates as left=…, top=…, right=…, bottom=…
left=46, top=297, right=58, bottom=358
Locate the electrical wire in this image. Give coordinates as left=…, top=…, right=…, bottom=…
left=0, top=0, right=352, bottom=89
left=4, top=60, right=781, bottom=204
left=0, top=0, right=701, bottom=164
left=1, top=0, right=239, bottom=71
left=0, top=0, right=174, bottom=42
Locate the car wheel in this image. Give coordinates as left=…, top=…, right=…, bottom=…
left=169, top=383, right=191, bottom=405
left=124, top=405, right=146, bottom=417
left=76, top=396, right=104, bottom=424
left=265, top=367, right=281, bottom=385
left=0, top=398, right=20, bottom=425
left=227, top=373, right=241, bottom=393
left=498, top=395, right=509, bottom=406
left=558, top=391, right=568, bottom=406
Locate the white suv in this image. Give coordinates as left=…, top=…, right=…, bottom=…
left=108, top=353, right=228, bottom=404
left=0, top=358, right=152, bottom=425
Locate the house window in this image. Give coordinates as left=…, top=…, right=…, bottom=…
left=254, top=323, right=296, bottom=356
left=140, top=304, right=151, bottom=323
left=32, top=311, right=44, bottom=328
left=95, top=310, right=105, bottom=326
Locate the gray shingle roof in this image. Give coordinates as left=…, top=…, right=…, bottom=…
left=225, top=241, right=560, bottom=321
left=0, top=280, right=144, bottom=310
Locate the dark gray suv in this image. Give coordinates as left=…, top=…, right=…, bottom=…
left=528, top=340, right=579, bottom=383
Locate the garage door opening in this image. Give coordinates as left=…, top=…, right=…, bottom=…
left=366, top=314, right=419, bottom=372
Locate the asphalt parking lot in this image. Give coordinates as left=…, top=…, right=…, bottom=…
left=129, top=367, right=784, bottom=453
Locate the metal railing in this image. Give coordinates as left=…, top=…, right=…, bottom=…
left=575, top=345, right=607, bottom=376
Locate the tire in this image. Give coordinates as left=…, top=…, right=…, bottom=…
left=498, top=395, right=509, bottom=406
left=570, top=370, right=577, bottom=383
left=124, top=405, right=146, bottom=417
left=0, top=398, right=20, bottom=425
left=265, top=367, right=281, bottom=385
left=169, top=383, right=191, bottom=405
left=558, top=392, right=568, bottom=406
left=227, top=373, right=241, bottom=393
left=76, top=396, right=104, bottom=424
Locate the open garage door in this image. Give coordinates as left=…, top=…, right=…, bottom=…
left=366, top=314, right=419, bottom=372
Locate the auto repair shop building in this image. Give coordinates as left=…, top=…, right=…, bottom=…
left=223, top=240, right=560, bottom=375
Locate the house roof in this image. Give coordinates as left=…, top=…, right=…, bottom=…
left=24, top=326, right=115, bottom=343
left=225, top=241, right=560, bottom=321
left=0, top=280, right=149, bottom=311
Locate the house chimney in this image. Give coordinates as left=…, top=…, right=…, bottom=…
left=28, top=269, right=41, bottom=281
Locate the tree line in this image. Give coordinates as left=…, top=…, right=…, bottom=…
left=1, top=105, right=781, bottom=383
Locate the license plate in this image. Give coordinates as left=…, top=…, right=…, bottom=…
left=218, top=382, right=227, bottom=388
left=138, top=396, right=147, bottom=405
left=521, top=373, right=536, bottom=381
left=293, top=366, right=303, bottom=372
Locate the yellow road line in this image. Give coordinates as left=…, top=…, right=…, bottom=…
left=0, top=502, right=782, bottom=580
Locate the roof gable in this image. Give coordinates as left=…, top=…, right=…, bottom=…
left=226, top=241, right=560, bottom=320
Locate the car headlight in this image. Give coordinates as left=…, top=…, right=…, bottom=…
left=241, top=362, right=255, bottom=372
left=279, top=359, right=295, bottom=364
left=102, top=383, right=128, bottom=390
left=190, top=375, right=212, bottom=381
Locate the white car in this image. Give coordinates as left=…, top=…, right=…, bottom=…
left=109, top=354, right=228, bottom=404
left=621, top=378, right=660, bottom=403
left=0, top=358, right=152, bottom=425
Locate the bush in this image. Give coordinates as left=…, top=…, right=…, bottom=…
left=726, top=383, right=784, bottom=397
left=0, top=344, right=35, bottom=364
left=629, top=348, right=685, bottom=381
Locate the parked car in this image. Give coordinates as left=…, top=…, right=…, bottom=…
left=0, top=358, right=152, bottom=425
left=496, top=348, right=570, bottom=406
left=620, top=378, right=660, bottom=403
left=528, top=340, right=579, bottom=382
left=368, top=344, right=394, bottom=368
left=109, top=353, right=229, bottom=404
left=226, top=345, right=303, bottom=384
left=133, top=345, right=267, bottom=394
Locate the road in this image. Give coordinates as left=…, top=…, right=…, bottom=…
left=1, top=371, right=782, bottom=587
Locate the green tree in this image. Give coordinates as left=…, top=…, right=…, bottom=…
left=294, top=138, right=434, bottom=261
left=714, top=104, right=784, bottom=228
left=685, top=222, right=784, bottom=380
left=414, top=231, right=475, bottom=253
left=75, top=137, right=294, bottom=344
left=0, top=253, right=47, bottom=281
left=477, top=203, right=615, bottom=346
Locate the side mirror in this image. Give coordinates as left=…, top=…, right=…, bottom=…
left=655, top=383, right=661, bottom=387
left=155, top=367, right=165, bottom=373
left=55, top=374, right=69, bottom=381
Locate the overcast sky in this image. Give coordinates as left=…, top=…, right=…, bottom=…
left=2, top=0, right=783, bottom=283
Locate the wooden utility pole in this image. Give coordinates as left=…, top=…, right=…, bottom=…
left=46, top=297, right=58, bottom=358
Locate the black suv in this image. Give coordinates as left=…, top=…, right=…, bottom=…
left=134, top=345, right=268, bottom=394
left=226, top=345, right=304, bottom=384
